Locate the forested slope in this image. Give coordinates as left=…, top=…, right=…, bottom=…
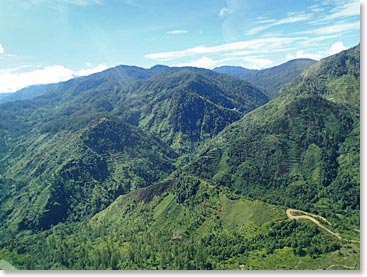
left=0, top=45, right=359, bottom=270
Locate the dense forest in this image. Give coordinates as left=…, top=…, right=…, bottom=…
left=0, top=45, right=360, bottom=270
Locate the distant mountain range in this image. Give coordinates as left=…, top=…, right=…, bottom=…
left=0, top=84, right=56, bottom=103
left=0, top=58, right=315, bottom=104
left=214, top=58, right=316, bottom=98
left=0, top=46, right=360, bottom=270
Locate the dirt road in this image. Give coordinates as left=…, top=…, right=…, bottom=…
left=286, top=208, right=342, bottom=240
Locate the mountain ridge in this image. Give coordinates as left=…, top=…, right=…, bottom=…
left=214, top=58, right=317, bottom=98
left=0, top=58, right=315, bottom=104
left=0, top=45, right=360, bottom=270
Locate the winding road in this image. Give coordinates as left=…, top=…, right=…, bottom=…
left=286, top=208, right=342, bottom=240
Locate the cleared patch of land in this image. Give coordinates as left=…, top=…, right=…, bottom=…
left=0, top=259, right=17, bottom=270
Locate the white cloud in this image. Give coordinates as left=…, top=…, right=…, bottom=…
left=219, top=7, right=234, bottom=17
left=167, top=30, right=188, bottom=35
left=174, top=56, right=243, bottom=69
left=255, top=18, right=277, bottom=24
left=247, top=12, right=312, bottom=35
left=297, top=35, right=341, bottom=50
left=308, top=4, right=324, bottom=13
left=299, top=21, right=360, bottom=35
left=241, top=57, right=273, bottom=69
left=317, top=0, right=359, bottom=22
left=0, top=64, right=108, bottom=93
left=174, top=57, right=217, bottom=69
left=286, top=50, right=321, bottom=61
left=76, top=64, right=108, bottom=76
left=329, top=41, right=347, bottom=55
left=145, top=37, right=303, bottom=61
left=286, top=41, right=350, bottom=62
left=0, top=43, right=4, bottom=54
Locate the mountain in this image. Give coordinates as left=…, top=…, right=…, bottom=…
left=0, top=64, right=267, bottom=234
left=0, top=65, right=268, bottom=160
left=0, top=93, right=11, bottom=101
left=213, top=66, right=255, bottom=77
left=214, top=58, right=316, bottom=99
left=115, top=67, right=268, bottom=153
left=0, top=64, right=167, bottom=108
left=0, top=117, right=177, bottom=232
left=187, top=45, right=359, bottom=228
left=0, top=46, right=359, bottom=270
left=0, top=84, right=56, bottom=104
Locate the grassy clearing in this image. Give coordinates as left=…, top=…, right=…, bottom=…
left=0, top=259, right=17, bottom=270
left=153, top=193, right=175, bottom=219
left=220, top=196, right=285, bottom=229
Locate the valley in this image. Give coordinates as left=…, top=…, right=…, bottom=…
left=0, top=45, right=360, bottom=270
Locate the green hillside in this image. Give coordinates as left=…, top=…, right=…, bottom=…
left=186, top=45, right=360, bottom=237
left=0, top=65, right=267, bottom=237
left=0, top=45, right=359, bottom=270
left=0, top=178, right=359, bottom=269
left=0, top=117, right=177, bottom=233
left=115, top=67, right=268, bottom=153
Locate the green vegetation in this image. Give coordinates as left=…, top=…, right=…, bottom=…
left=214, top=58, right=316, bottom=98
left=0, top=45, right=359, bottom=269
left=0, top=66, right=267, bottom=234
left=0, top=259, right=17, bottom=270
left=0, top=180, right=353, bottom=270
left=186, top=45, right=359, bottom=224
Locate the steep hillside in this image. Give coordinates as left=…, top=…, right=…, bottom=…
left=215, top=58, right=316, bottom=98
left=0, top=45, right=359, bottom=270
left=0, top=65, right=267, bottom=235
left=0, top=84, right=56, bottom=104
left=187, top=45, right=359, bottom=225
left=0, top=93, right=11, bottom=101
left=0, top=175, right=358, bottom=269
left=0, top=117, right=177, bottom=233
left=115, top=67, right=268, bottom=153
left=0, top=66, right=268, bottom=158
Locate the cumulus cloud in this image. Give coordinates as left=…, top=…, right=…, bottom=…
left=167, top=30, right=188, bottom=35
left=241, top=56, right=273, bottom=69
left=0, top=64, right=108, bottom=93
left=173, top=55, right=273, bottom=70
left=174, top=57, right=217, bottom=69
left=76, top=64, right=108, bottom=76
left=286, top=41, right=349, bottom=62
left=0, top=43, right=4, bottom=54
left=329, top=41, right=347, bottom=55
left=219, top=7, right=234, bottom=17
left=286, top=50, right=321, bottom=61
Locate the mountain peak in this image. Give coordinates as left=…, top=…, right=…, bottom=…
left=150, top=64, right=170, bottom=71
left=214, top=58, right=317, bottom=98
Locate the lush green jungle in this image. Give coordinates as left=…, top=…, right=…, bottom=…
left=0, top=45, right=360, bottom=270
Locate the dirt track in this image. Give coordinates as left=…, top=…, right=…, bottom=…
left=286, top=208, right=342, bottom=240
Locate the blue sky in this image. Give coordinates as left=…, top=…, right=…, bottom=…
left=0, top=0, right=360, bottom=92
